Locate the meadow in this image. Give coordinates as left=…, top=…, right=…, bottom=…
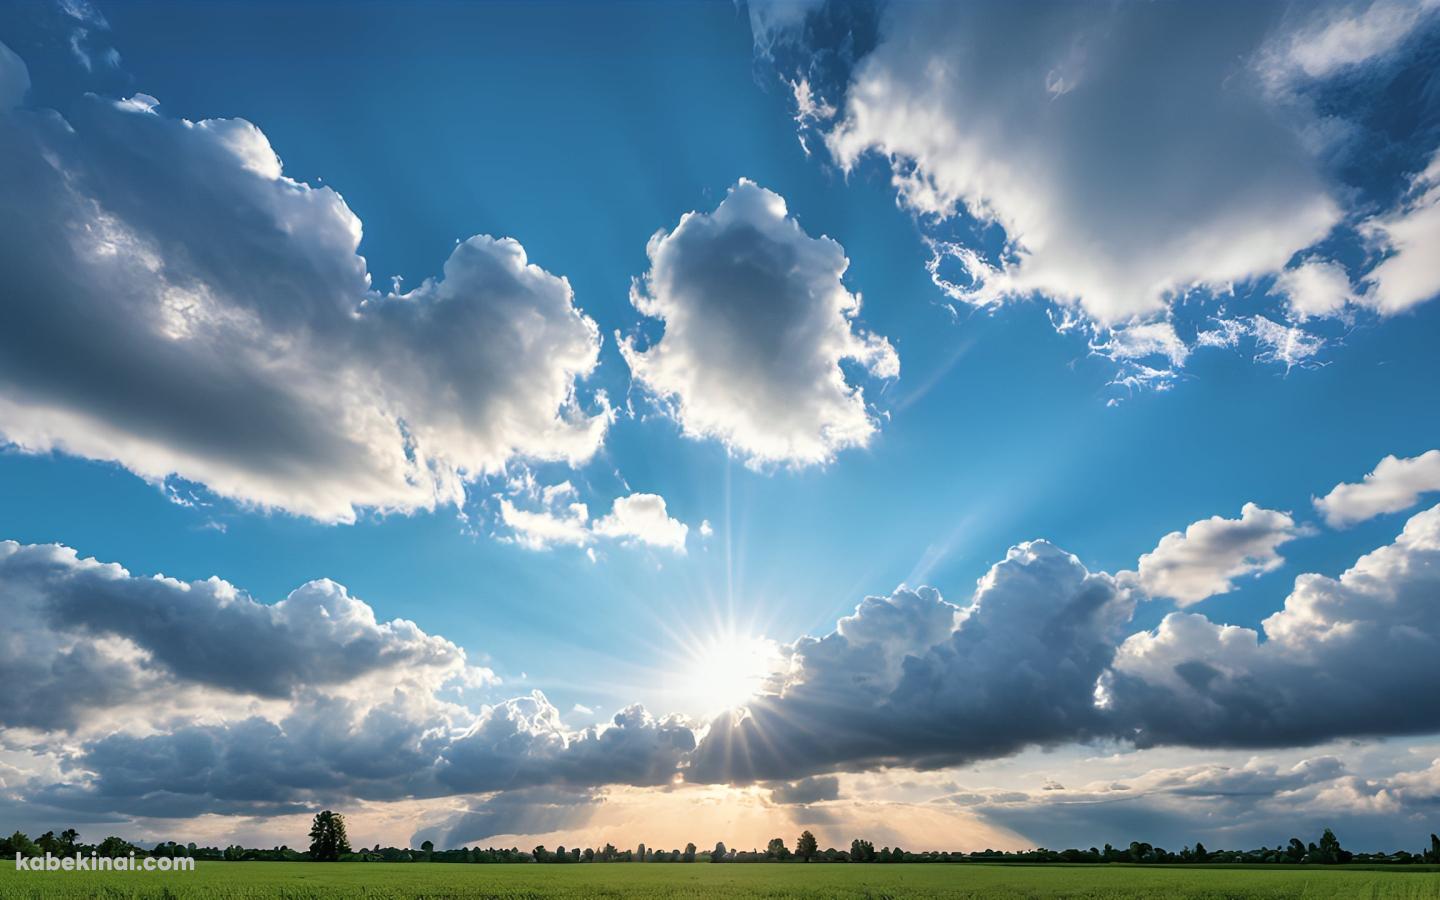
left=3, top=862, right=1440, bottom=899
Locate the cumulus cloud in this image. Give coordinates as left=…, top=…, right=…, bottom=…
left=1105, top=502, right=1440, bottom=748
left=0, top=540, right=484, bottom=732
left=1272, top=259, right=1355, bottom=320
left=756, top=1, right=1440, bottom=389
left=592, top=493, right=689, bottom=552
left=0, top=46, right=609, bottom=523
left=818, top=3, right=1340, bottom=325
left=1314, top=449, right=1440, bottom=526
left=621, top=179, right=898, bottom=467
left=10, top=487, right=1440, bottom=824
left=498, top=485, right=691, bottom=553
left=1135, top=504, right=1304, bottom=606
left=1359, top=150, right=1440, bottom=314
left=689, top=543, right=1134, bottom=784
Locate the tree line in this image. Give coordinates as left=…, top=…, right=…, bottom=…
left=6, top=815, right=1440, bottom=867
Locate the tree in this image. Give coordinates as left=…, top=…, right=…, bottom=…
left=307, top=811, right=352, bottom=862
left=766, top=837, right=790, bottom=860
left=1316, top=829, right=1351, bottom=864
left=712, top=841, right=727, bottom=862
left=683, top=842, right=696, bottom=862
left=850, top=839, right=874, bottom=862
left=1, top=831, right=38, bottom=858
left=796, top=830, right=818, bottom=862
left=60, top=829, right=79, bottom=855
left=420, top=839, right=434, bottom=860
left=1427, top=834, right=1440, bottom=864
left=1193, top=842, right=1208, bottom=863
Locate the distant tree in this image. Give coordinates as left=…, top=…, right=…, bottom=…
left=601, top=842, right=616, bottom=862
left=1428, top=834, right=1440, bottom=864
left=97, top=836, right=136, bottom=858
left=683, top=842, right=696, bottom=862
left=1286, top=838, right=1306, bottom=862
left=1193, top=842, right=1208, bottom=863
left=712, top=841, right=727, bottom=862
left=532, top=845, right=549, bottom=863
left=60, top=829, right=79, bottom=855
left=420, top=839, right=434, bottom=860
left=796, top=830, right=818, bottom=862
left=307, top=811, right=351, bottom=862
left=584, top=847, right=595, bottom=862
left=636, top=843, right=645, bottom=862
left=555, top=845, right=568, bottom=863
left=1, top=831, right=39, bottom=858
left=1316, top=829, right=1351, bottom=864
left=850, top=839, right=875, bottom=862
left=766, top=837, right=790, bottom=860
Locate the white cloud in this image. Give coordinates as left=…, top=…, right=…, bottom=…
left=1108, top=501, right=1440, bottom=748
left=1135, top=504, right=1303, bottom=606
left=1314, top=449, right=1440, bottom=526
left=593, top=493, right=689, bottom=552
left=0, top=49, right=609, bottom=523
left=621, top=179, right=898, bottom=467
left=0, top=40, right=29, bottom=109
left=1261, top=0, right=1439, bottom=84
left=499, top=487, right=691, bottom=553
left=1360, top=150, right=1440, bottom=314
left=821, top=3, right=1341, bottom=326
left=1273, top=258, right=1355, bottom=319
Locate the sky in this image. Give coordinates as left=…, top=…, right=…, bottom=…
left=1, top=0, right=1439, bottom=855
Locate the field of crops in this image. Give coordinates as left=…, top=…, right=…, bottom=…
left=4, top=862, right=1440, bottom=899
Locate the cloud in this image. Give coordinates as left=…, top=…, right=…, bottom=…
left=621, top=179, right=898, bottom=467
left=1260, top=0, right=1439, bottom=84
left=413, top=787, right=601, bottom=849
left=1135, top=504, right=1304, bottom=606
left=592, top=493, right=689, bottom=552
left=1272, top=259, right=1356, bottom=320
left=0, top=40, right=28, bottom=109
left=769, top=776, right=841, bottom=805
left=1314, top=449, right=1440, bottom=526
left=9, top=488, right=1440, bottom=824
left=756, top=1, right=1439, bottom=389
left=1105, top=502, right=1440, bottom=748
left=498, top=486, right=691, bottom=553
left=0, top=539, right=487, bottom=733
left=0, top=48, right=609, bottom=523
left=1360, top=150, right=1440, bottom=314
left=819, top=2, right=1340, bottom=325
left=689, top=543, right=1134, bottom=784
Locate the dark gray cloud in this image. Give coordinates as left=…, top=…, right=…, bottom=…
left=412, top=787, right=601, bottom=849
left=689, top=542, right=1134, bottom=783
left=769, top=775, right=840, bottom=805
left=10, top=504, right=1440, bottom=823
left=1104, top=502, right=1440, bottom=749
left=965, top=754, right=1440, bottom=853
left=0, top=540, right=476, bottom=730
left=0, top=42, right=607, bottom=523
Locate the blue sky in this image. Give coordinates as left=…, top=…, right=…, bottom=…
left=2, top=0, right=1440, bottom=854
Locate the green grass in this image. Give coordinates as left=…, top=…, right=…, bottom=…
left=3, top=861, right=1439, bottom=899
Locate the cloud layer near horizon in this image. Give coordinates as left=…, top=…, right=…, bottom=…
left=7, top=482, right=1440, bottom=835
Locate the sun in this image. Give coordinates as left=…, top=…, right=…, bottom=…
left=675, top=631, right=783, bottom=715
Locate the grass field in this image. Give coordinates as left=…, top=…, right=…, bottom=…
left=3, top=862, right=1440, bottom=899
